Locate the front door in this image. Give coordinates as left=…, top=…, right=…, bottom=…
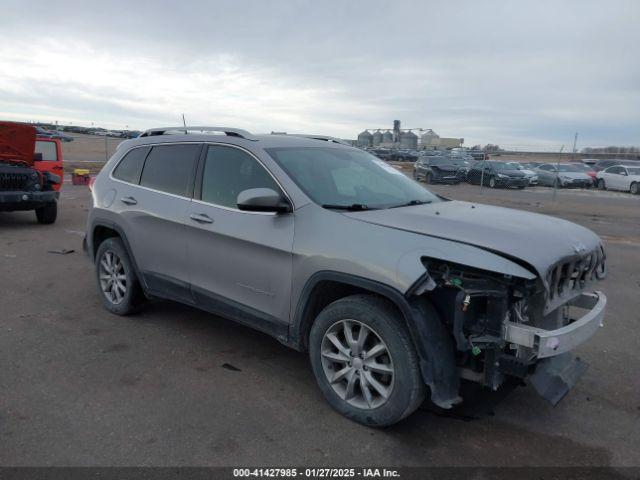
left=185, top=144, right=294, bottom=333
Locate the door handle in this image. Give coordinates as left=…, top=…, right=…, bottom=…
left=189, top=213, right=214, bottom=224
left=120, top=196, right=137, bottom=205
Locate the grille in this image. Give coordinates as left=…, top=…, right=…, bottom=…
left=546, top=247, right=606, bottom=302
left=0, top=172, right=30, bottom=191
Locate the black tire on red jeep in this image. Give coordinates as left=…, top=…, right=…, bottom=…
left=95, top=237, right=145, bottom=315
left=35, top=203, right=57, bottom=224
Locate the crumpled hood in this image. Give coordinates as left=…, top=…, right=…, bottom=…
left=0, top=121, right=36, bottom=166
left=433, top=164, right=464, bottom=172
left=497, top=170, right=525, bottom=178
left=555, top=172, right=591, bottom=180
left=344, top=200, right=602, bottom=278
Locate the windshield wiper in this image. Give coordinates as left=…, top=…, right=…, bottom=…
left=388, top=199, right=432, bottom=209
left=322, top=203, right=372, bottom=211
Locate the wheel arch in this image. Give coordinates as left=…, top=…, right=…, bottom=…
left=290, top=270, right=461, bottom=409
left=89, top=220, right=148, bottom=291
left=289, top=271, right=414, bottom=352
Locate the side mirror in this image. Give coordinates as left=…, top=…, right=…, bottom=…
left=237, top=188, right=292, bottom=213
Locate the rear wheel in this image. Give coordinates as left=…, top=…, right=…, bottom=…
left=631, top=182, right=639, bottom=195
left=597, top=178, right=606, bottom=190
left=95, top=237, right=144, bottom=315
left=309, top=294, right=425, bottom=427
left=35, top=203, right=57, bottom=224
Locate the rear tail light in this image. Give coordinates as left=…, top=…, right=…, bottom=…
left=88, top=176, right=96, bottom=191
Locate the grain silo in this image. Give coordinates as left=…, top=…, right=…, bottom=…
left=372, top=130, right=383, bottom=146
left=420, top=129, right=440, bottom=149
left=357, top=130, right=373, bottom=147
left=399, top=130, right=418, bottom=149
left=382, top=130, right=393, bottom=144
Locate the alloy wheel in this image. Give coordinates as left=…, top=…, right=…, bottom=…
left=99, top=250, right=127, bottom=305
left=320, top=319, right=394, bottom=410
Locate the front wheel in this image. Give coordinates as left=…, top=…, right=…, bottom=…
left=597, top=178, right=606, bottom=190
left=426, top=173, right=433, bottom=184
left=35, top=203, right=57, bottom=224
left=309, top=294, right=426, bottom=427
left=488, top=176, right=496, bottom=188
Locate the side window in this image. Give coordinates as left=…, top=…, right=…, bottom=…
left=140, top=144, right=200, bottom=196
left=201, top=146, right=281, bottom=208
left=539, top=164, right=552, bottom=171
left=606, top=166, right=620, bottom=174
left=35, top=140, right=58, bottom=161
left=112, top=147, right=149, bottom=184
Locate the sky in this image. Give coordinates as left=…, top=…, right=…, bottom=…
left=0, top=0, right=638, bottom=149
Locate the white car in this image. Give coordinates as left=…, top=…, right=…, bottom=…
left=596, top=165, right=640, bottom=194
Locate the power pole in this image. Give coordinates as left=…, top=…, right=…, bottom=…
left=571, top=132, right=578, bottom=162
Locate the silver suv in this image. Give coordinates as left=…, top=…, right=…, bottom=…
left=85, top=127, right=607, bottom=426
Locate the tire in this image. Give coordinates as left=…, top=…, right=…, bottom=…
left=412, top=170, right=418, bottom=180
left=630, top=182, right=639, bottom=195
left=95, top=237, right=144, bottom=315
left=597, top=178, right=606, bottom=190
left=426, top=173, right=433, bottom=184
left=309, top=294, right=426, bottom=427
left=488, top=176, right=496, bottom=188
left=35, top=203, right=57, bottom=224
left=554, top=179, right=563, bottom=189
left=517, top=185, right=525, bottom=189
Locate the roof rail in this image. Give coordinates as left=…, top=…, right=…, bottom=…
left=273, top=133, right=352, bottom=146
left=139, top=126, right=258, bottom=141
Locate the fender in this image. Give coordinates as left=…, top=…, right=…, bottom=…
left=88, top=219, right=149, bottom=292
left=290, top=270, right=460, bottom=408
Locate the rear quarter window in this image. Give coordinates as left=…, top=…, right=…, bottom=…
left=139, top=144, right=201, bottom=196
left=35, top=140, right=57, bottom=161
left=112, top=147, right=149, bottom=184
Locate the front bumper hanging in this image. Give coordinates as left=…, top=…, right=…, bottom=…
left=503, top=291, right=606, bottom=359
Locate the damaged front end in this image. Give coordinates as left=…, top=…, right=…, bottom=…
left=408, top=251, right=607, bottom=408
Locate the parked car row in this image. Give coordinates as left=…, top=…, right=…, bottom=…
left=412, top=157, right=640, bottom=194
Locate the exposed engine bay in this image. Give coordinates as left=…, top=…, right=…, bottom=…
left=412, top=252, right=607, bottom=407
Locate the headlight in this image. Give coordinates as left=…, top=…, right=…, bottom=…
left=497, top=173, right=508, bottom=178
left=561, top=175, right=572, bottom=180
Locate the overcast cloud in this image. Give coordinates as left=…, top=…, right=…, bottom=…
left=0, top=0, right=638, bottom=148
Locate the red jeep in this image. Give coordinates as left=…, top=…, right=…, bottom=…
left=0, top=121, right=62, bottom=224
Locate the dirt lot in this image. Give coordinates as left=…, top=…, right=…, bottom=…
left=0, top=180, right=639, bottom=467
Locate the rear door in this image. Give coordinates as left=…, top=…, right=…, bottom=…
left=537, top=164, right=555, bottom=185
left=185, top=144, right=294, bottom=330
left=125, top=142, right=202, bottom=302
left=603, top=166, right=622, bottom=190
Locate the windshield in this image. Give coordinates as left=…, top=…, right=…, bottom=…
left=557, top=164, right=584, bottom=172
left=572, top=164, right=593, bottom=171
left=429, top=157, right=450, bottom=165
left=449, top=157, right=470, bottom=166
left=492, top=162, right=518, bottom=170
left=266, top=147, right=441, bottom=209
